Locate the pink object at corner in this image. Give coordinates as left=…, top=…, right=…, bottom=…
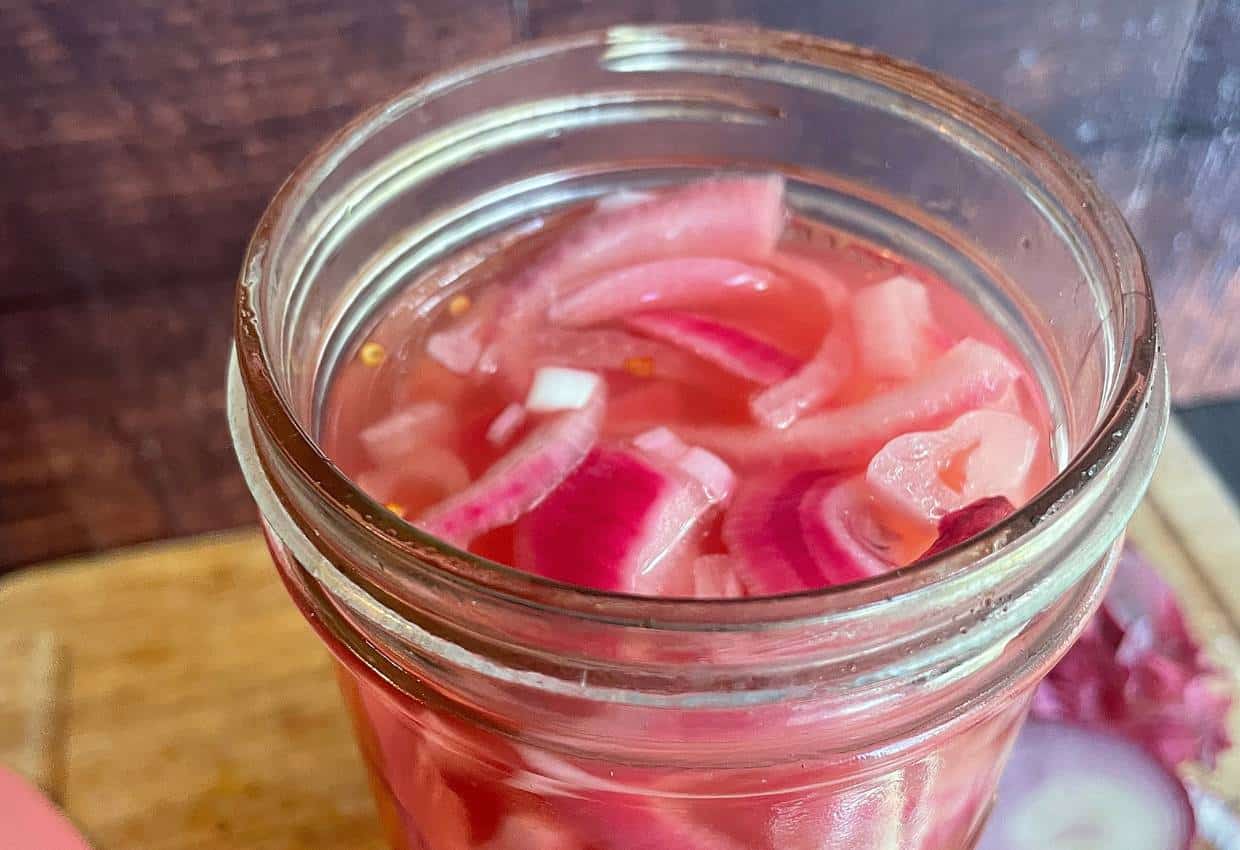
left=0, top=765, right=91, bottom=850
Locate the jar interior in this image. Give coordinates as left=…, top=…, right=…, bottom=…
left=252, top=33, right=1126, bottom=468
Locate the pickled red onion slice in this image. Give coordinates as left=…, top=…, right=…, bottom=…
left=770, top=772, right=907, bottom=850
left=355, top=689, right=474, bottom=850
left=480, top=813, right=579, bottom=850
left=485, top=402, right=527, bottom=446
left=550, top=258, right=779, bottom=327
left=529, top=327, right=720, bottom=386
left=426, top=313, right=487, bottom=374
left=761, top=250, right=850, bottom=311
left=631, top=427, right=736, bottom=502
left=631, top=425, right=690, bottom=459
left=484, top=176, right=785, bottom=369
left=986, top=383, right=1028, bottom=416
left=784, top=339, right=1020, bottom=455
left=578, top=802, right=751, bottom=850
left=866, top=409, right=1038, bottom=523
left=690, top=554, right=749, bottom=599
left=679, top=446, right=737, bottom=502
left=851, top=274, right=947, bottom=379
left=539, top=176, right=785, bottom=297
left=749, top=260, right=853, bottom=428
left=919, top=496, right=1015, bottom=559
left=417, top=388, right=603, bottom=546
left=722, top=471, right=892, bottom=594
left=723, top=469, right=832, bottom=594
left=355, top=445, right=472, bottom=508
left=679, top=339, right=1021, bottom=467
left=749, top=321, right=852, bottom=429
left=801, top=476, right=896, bottom=583
left=359, top=401, right=454, bottom=463
left=513, top=443, right=729, bottom=593
left=525, top=366, right=602, bottom=413
left=624, top=311, right=801, bottom=385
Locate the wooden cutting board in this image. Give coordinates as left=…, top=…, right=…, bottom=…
left=2, top=421, right=1237, bottom=850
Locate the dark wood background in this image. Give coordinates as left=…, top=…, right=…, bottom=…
left=2, top=0, right=1238, bottom=571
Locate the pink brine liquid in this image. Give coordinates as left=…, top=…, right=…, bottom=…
left=318, top=176, right=1056, bottom=849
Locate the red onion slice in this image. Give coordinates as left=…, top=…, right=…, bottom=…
left=1034, top=545, right=1234, bottom=771
left=524, top=366, right=602, bottom=413
left=801, top=476, right=897, bottom=584
left=426, top=313, right=487, bottom=375
left=918, top=496, right=1016, bottom=559
left=624, top=310, right=801, bottom=385
left=976, top=720, right=1194, bottom=850
left=578, top=803, right=751, bottom=850
left=723, top=471, right=893, bottom=594
left=542, top=176, right=785, bottom=297
left=354, top=689, right=474, bottom=850
left=850, top=274, right=949, bottom=379
left=678, top=338, right=1022, bottom=468
left=630, top=427, right=737, bottom=502
left=485, top=402, right=527, bottom=447
left=867, top=409, right=1038, bottom=523
left=762, top=250, right=851, bottom=312
left=484, top=176, right=785, bottom=369
left=631, top=425, right=691, bottom=460
left=479, top=813, right=579, bottom=850
left=513, top=443, right=726, bottom=594
left=749, top=321, right=853, bottom=429
left=549, top=258, right=780, bottom=327
left=526, top=327, right=717, bottom=387
left=749, top=259, right=853, bottom=428
left=690, top=554, right=750, bottom=599
left=723, top=469, right=835, bottom=594
left=770, top=771, right=914, bottom=850
left=417, top=388, right=603, bottom=546
left=355, top=444, right=473, bottom=507
left=359, top=401, right=454, bottom=463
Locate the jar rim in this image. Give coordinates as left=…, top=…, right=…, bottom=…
left=231, top=24, right=1162, bottom=631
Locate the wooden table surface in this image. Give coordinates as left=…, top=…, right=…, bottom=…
left=1, top=0, right=1238, bottom=571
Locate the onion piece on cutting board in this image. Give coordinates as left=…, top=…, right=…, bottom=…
left=975, top=720, right=1194, bottom=850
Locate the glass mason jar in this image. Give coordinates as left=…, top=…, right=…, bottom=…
left=228, top=26, right=1168, bottom=850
